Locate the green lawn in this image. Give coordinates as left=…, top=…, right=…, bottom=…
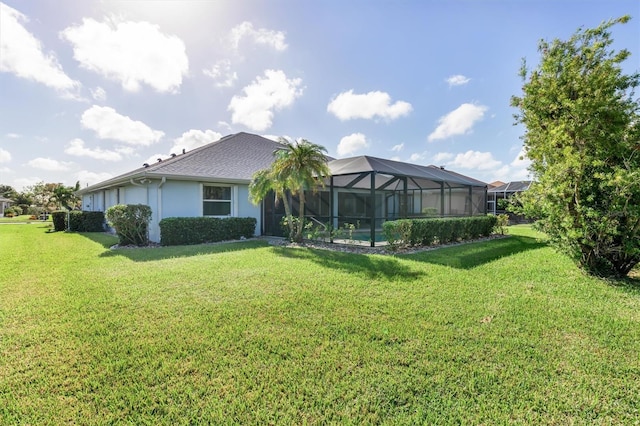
left=1, top=224, right=639, bottom=424
left=0, top=214, right=49, bottom=224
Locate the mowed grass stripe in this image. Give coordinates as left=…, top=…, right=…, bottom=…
left=1, top=224, right=639, bottom=424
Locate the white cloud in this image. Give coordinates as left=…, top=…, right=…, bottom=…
left=511, top=147, right=531, bottom=169
left=261, top=134, right=281, bottom=142
left=408, top=152, right=426, bottom=163
left=427, top=103, right=488, bottom=142
left=5, top=133, right=21, bottom=139
left=229, top=21, right=287, bottom=51
left=505, top=147, right=532, bottom=181
left=217, top=121, right=232, bottom=131
left=76, top=170, right=113, bottom=187
left=327, top=90, right=412, bottom=121
left=448, top=150, right=501, bottom=171
left=90, top=86, right=107, bottom=101
left=228, top=69, right=303, bottom=131
left=81, top=105, right=164, bottom=146
left=27, top=157, right=73, bottom=171
left=64, top=138, right=122, bottom=161
left=0, top=3, right=81, bottom=97
left=391, top=143, right=404, bottom=152
left=0, top=148, right=11, bottom=162
left=446, top=74, right=471, bottom=87
left=432, top=152, right=454, bottom=164
left=115, top=146, right=136, bottom=156
left=171, top=130, right=222, bottom=154
left=337, top=133, right=369, bottom=157
left=434, top=148, right=531, bottom=183
left=203, top=59, right=238, bottom=88
left=61, top=18, right=188, bottom=93
left=14, top=176, right=42, bottom=191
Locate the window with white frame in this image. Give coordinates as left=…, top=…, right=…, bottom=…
left=203, top=185, right=232, bottom=216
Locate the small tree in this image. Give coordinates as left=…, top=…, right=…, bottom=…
left=50, top=181, right=81, bottom=210
left=512, top=16, right=640, bottom=278
left=105, top=204, right=152, bottom=246
left=249, top=138, right=330, bottom=242
left=248, top=168, right=296, bottom=238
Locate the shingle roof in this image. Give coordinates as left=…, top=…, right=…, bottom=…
left=78, top=132, right=284, bottom=193
left=78, top=133, right=487, bottom=194
left=487, top=181, right=532, bottom=193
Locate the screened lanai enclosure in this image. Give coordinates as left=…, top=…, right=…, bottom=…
left=262, top=156, right=488, bottom=246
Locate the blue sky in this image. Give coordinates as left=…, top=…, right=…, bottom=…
left=1, top=0, right=638, bottom=191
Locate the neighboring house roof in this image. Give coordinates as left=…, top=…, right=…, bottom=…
left=328, top=156, right=487, bottom=188
left=487, top=180, right=532, bottom=193
left=0, top=196, right=13, bottom=202
left=488, top=180, right=506, bottom=188
left=77, top=132, right=284, bottom=194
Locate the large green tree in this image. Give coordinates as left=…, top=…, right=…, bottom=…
left=25, top=181, right=81, bottom=211
left=50, top=181, right=81, bottom=210
left=0, top=185, right=17, bottom=199
left=249, top=138, right=330, bottom=242
left=512, top=16, right=640, bottom=278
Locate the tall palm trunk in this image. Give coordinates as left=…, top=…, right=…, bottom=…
left=295, top=190, right=306, bottom=242
left=281, top=191, right=295, bottom=239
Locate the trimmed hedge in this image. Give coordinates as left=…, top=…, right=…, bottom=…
left=52, top=211, right=67, bottom=232
left=69, top=211, right=105, bottom=232
left=159, top=217, right=256, bottom=246
left=51, top=211, right=106, bottom=232
left=382, top=215, right=498, bottom=249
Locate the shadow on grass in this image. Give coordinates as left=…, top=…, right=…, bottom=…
left=400, top=234, right=548, bottom=270
left=77, top=232, right=269, bottom=262
left=270, top=246, right=424, bottom=280
left=612, top=275, right=640, bottom=295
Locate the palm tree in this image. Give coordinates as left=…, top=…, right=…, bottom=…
left=248, top=168, right=295, bottom=237
left=249, top=138, right=330, bottom=242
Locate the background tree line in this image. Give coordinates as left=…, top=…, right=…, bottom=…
left=1, top=181, right=81, bottom=216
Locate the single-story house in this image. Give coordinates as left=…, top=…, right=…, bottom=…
left=77, top=132, right=488, bottom=246
left=0, top=196, right=13, bottom=217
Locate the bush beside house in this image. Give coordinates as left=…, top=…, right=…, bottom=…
left=105, top=204, right=152, bottom=246
left=159, top=217, right=256, bottom=246
left=51, top=211, right=106, bottom=232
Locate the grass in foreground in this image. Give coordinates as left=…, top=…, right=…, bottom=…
left=1, top=224, right=639, bottom=424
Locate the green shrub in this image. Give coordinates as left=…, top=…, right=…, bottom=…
left=495, top=214, right=510, bottom=235
left=52, top=211, right=67, bottom=231
left=382, top=219, right=413, bottom=249
left=159, top=217, right=256, bottom=246
left=383, top=216, right=498, bottom=248
left=81, top=211, right=106, bottom=232
left=68, top=211, right=83, bottom=231
left=27, top=206, right=43, bottom=216
left=68, top=211, right=105, bottom=232
left=105, top=204, right=152, bottom=246
left=421, top=207, right=438, bottom=216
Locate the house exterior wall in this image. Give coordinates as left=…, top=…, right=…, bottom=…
left=80, top=179, right=261, bottom=243
left=0, top=199, right=11, bottom=217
